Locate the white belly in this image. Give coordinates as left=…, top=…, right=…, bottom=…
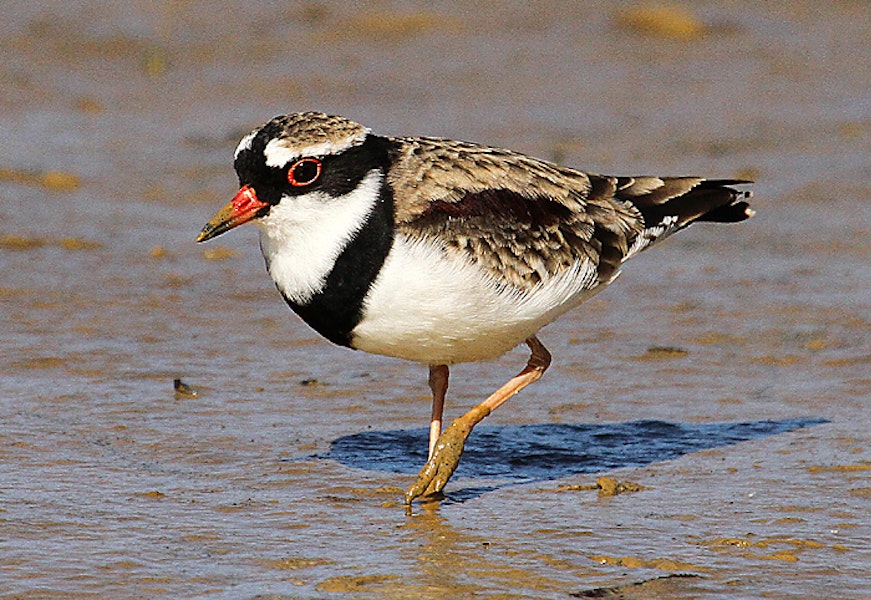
left=350, top=235, right=607, bottom=365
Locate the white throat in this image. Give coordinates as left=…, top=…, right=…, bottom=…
left=257, top=169, right=383, bottom=305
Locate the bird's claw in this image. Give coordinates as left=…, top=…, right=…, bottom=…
left=404, top=417, right=473, bottom=504
left=405, top=406, right=491, bottom=504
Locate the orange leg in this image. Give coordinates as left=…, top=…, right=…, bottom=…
left=405, top=337, right=552, bottom=503
left=427, top=365, right=449, bottom=459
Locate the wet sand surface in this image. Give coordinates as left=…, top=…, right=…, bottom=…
left=1, top=2, right=869, bottom=598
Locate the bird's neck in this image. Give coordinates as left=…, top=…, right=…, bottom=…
left=257, top=169, right=395, bottom=346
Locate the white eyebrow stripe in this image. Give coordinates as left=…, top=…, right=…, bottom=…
left=263, top=132, right=370, bottom=168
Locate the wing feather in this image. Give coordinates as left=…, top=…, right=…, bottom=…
left=386, top=137, right=752, bottom=291
left=388, top=137, right=642, bottom=290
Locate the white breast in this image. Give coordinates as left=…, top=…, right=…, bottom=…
left=351, top=234, right=609, bottom=365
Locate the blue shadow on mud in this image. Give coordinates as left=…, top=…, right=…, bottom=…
left=326, top=418, right=828, bottom=497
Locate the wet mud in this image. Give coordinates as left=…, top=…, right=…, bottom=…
left=2, top=1, right=869, bottom=598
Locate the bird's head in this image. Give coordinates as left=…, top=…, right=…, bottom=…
left=196, top=112, right=377, bottom=243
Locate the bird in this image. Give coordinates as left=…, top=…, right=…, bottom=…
left=196, top=112, right=753, bottom=504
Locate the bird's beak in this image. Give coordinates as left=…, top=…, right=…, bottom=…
left=196, top=185, right=269, bottom=243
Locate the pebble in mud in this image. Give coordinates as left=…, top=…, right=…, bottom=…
left=173, top=379, right=199, bottom=399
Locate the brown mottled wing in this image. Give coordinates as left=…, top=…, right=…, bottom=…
left=387, top=137, right=644, bottom=290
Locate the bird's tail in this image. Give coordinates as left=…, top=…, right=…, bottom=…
left=617, top=177, right=754, bottom=260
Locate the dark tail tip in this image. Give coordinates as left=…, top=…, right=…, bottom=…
left=696, top=183, right=755, bottom=223
left=697, top=199, right=755, bottom=223
left=619, top=177, right=755, bottom=229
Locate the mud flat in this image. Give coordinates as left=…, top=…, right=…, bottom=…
left=1, top=2, right=868, bottom=598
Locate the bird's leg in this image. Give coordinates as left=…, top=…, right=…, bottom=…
left=427, top=365, right=449, bottom=459
left=405, top=337, right=552, bottom=504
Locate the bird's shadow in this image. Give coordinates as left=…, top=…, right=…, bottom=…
left=320, top=418, right=828, bottom=503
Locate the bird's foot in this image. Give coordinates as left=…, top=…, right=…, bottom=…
left=404, top=406, right=489, bottom=504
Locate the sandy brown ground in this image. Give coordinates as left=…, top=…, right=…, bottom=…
left=1, top=2, right=869, bottom=598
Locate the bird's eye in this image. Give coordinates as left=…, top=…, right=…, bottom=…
left=287, top=158, right=322, bottom=187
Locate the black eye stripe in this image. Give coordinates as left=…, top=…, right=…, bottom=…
left=234, top=134, right=396, bottom=203
left=310, top=136, right=394, bottom=196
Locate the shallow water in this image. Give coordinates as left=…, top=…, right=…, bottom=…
left=2, top=1, right=869, bottom=598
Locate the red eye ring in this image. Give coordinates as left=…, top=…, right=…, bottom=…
left=287, top=158, right=322, bottom=187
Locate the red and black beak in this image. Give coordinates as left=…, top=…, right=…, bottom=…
left=196, top=185, right=269, bottom=243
